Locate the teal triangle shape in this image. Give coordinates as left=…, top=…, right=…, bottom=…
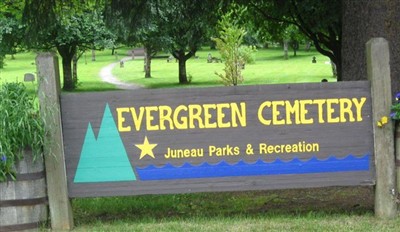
left=74, top=104, right=136, bottom=183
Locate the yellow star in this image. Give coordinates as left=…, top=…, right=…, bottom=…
left=135, top=136, right=157, bottom=159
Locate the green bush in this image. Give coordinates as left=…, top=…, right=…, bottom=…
left=0, top=82, right=45, bottom=181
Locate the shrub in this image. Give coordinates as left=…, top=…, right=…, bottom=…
left=212, top=5, right=256, bottom=86
left=0, top=82, right=45, bottom=181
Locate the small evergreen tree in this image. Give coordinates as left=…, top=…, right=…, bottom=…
left=212, top=6, right=255, bottom=86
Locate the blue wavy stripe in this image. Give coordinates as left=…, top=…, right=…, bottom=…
left=136, top=154, right=370, bottom=181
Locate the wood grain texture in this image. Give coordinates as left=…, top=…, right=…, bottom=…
left=0, top=151, right=47, bottom=232
left=37, top=53, right=74, bottom=229
left=366, top=38, right=397, bottom=219
left=61, top=82, right=375, bottom=198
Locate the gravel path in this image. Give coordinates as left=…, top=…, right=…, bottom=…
left=99, top=57, right=142, bottom=90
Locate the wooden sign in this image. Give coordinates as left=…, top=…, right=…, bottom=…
left=61, top=82, right=374, bottom=197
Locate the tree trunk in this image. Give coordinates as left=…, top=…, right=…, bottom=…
left=305, top=41, right=311, bottom=51
left=72, top=55, right=78, bottom=85
left=332, top=46, right=342, bottom=81
left=342, top=0, right=400, bottom=95
left=292, top=41, right=299, bottom=56
left=144, top=48, right=151, bottom=78
left=173, top=50, right=195, bottom=84
left=178, top=58, right=188, bottom=84
left=61, top=57, right=74, bottom=91
left=283, top=40, right=289, bottom=60
left=91, top=49, right=96, bottom=61
left=57, top=45, right=76, bottom=91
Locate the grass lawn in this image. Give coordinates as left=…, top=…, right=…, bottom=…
left=1, top=46, right=334, bottom=92
left=0, top=48, right=128, bottom=92
left=68, top=187, right=400, bottom=232
left=0, top=52, right=39, bottom=93
left=113, top=47, right=335, bottom=88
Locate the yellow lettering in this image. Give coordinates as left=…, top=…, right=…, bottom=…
left=275, top=145, right=281, bottom=153
left=203, top=104, right=217, bottom=128
left=130, top=107, right=145, bottom=131
left=259, top=143, right=267, bottom=153
left=188, top=104, right=204, bottom=129
left=145, top=106, right=159, bottom=131
left=339, top=98, right=355, bottom=122
left=285, top=100, right=300, bottom=125
left=267, top=145, right=274, bottom=153
left=258, top=101, right=271, bottom=125
left=299, top=100, right=314, bottom=124
left=272, top=101, right=285, bottom=125
left=173, top=105, right=188, bottom=129
left=159, top=105, right=174, bottom=130
left=352, top=97, right=366, bottom=121
left=313, top=99, right=326, bottom=123
left=216, top=103, right=231, bottom=128
left=285, top=144, right=292, bottom=153
left=231, top=102, right=247, bottom=127
left=209, top=145, right=216, bottom=156
left=116, top=107, right=131, bottom=132
left=326, top=99, right=340, bottom=123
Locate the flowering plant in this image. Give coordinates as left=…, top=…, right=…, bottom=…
left=390, top=93, right=400, bottom=120
left=0, top=82, right=45, bottom=182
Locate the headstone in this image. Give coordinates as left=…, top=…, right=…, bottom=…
left=24, top=73, right=35, bottom=82
left=120, top=61, right=124, bottom=68
left=133, top=48, right=145, bottom=58
left=312, top=56, right=317, bottom=63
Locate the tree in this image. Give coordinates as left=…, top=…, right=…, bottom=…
left=140, top=25, right=169, bottom=78
left=155, top=0, right=220, bottom=84
left=106, top=0, right=168, bottom=78
left=71, top=11, right=115, bottom=86
left=23, top=0, right=114, bottom=90
left=342, top=0, right=400, bottom=95
left=0, top=18, right=20, bottom=68
left=244, top=0, right=342, bottom=80
left=284, top=25, right=306, bottom=57
left=138, top=7, right=169, bottom=79
left=213, top=6, right=247, bottom=86
left=0, top=0, right=24, bottom=68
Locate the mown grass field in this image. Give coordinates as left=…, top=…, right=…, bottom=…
left=68, top=187, right=400, bottom=232
left=113, top=47, right=335, bottom=88
left=1, top=46, right=334, bottom=92
left=2, top=47, right=399, bottom=231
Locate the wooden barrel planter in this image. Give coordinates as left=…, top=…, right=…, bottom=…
left=0, top=150, right=48, bottom=232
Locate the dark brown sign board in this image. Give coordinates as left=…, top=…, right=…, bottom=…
left=61, top=81, right=374, bottom=198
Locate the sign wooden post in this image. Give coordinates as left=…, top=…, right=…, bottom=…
left=366, top=38, right=397, bottom=219
left=396, top=124, right=400, bottom=196
left=36, top=53, right=74, bottom=230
